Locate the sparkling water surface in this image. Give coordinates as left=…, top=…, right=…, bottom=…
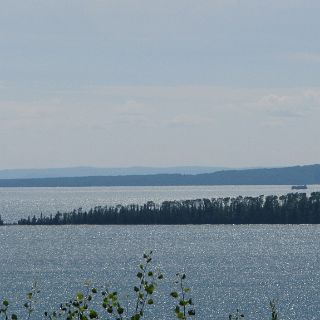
left=1, top=186, right=320, bottom=319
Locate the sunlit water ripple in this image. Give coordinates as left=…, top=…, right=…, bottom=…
left=1, top=186, right=320, bottom=319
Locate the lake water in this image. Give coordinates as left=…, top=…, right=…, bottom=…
left=1, top=186, right=320, bottom=319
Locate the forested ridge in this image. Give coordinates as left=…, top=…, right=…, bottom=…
left=8, top=192, right=320, bottom=225
left=0, top=164, right=320, bottom=187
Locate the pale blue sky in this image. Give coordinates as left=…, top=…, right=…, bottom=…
left=0, top=0, right=320, bottom=169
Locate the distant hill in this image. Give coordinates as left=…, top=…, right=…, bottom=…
left=0, top=164, right=319, bottom=187
left=0, top=166, right=229, bottom=179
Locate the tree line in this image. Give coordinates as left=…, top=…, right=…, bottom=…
left=8, top=192, right=320, bottom=225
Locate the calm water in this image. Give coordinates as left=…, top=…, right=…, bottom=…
left=1, top=225, right=320, bottom=319
left=1, top=186, right=320, bottom=319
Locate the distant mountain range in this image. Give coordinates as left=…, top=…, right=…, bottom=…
left=0, top=164, right=319, bottom=187
left=0, top=166, right=229, bottom=179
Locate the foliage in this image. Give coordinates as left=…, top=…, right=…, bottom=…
left=170, top=273, right=195, bottom=319
left=0, top=252, right=280, bottom=319
left=0, top=252, right=190, bottom=320
left=0, top=283, right=39, bottom=320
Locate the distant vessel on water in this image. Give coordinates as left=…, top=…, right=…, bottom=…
left=291, top=185, right=308, bottom=190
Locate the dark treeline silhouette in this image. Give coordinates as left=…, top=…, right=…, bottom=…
left=12, top=192, right=320, bottom=225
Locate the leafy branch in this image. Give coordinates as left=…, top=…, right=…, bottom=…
left=170, top=273, right=195, bottom=319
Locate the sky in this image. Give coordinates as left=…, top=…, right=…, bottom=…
left=0, top=0, right=320, bottom=169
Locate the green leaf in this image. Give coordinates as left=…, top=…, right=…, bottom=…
left=107, top=293, right=114, bottom=299
left=145, top=284, right=155, bottom=294
left=188, top=309, right=195, bottom=316
left=76, top=293, right=84, bottom=301
left=170, top=292, right=179, bottom=298
left=137, top=272, right=143, bottom=279
left=179, top=300, right=188, bottom=306
left=2, top=300, right=9, bottom=307
left=11, top=314, right=18, bottom=320
left=147, top=299, right=154, bottom=305
left=117, top=307, right=124, bottom=314
left=89, top=310, right=98, bottom=319
left=107, top=306, right=113, bottom=313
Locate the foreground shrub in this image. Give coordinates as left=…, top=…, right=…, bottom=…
left=0, top=252, right=279, bottom=319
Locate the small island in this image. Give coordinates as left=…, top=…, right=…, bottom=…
left=1, top=192, right=318, bottom=226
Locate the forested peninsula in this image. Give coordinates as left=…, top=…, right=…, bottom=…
left=0, top=164, right=319, bottom=187
left=0, top=192, right=317, bottom=226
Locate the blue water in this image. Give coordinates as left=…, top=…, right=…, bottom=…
left=1, top=225, right=320, bottom=319
left=1, top=186, right=320, bottom=319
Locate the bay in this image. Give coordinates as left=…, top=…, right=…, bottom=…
left=1, top=225, right=320, bottom=319
left=1, top=186, right=320, bottom=319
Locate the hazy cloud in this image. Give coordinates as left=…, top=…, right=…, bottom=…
left=1, top=1, right=320, bottom=168
left=168, top=115, right=214, bottom=127
left=1, top=84, right=320, bottom=168
left=289, top=52, right=320, bottom=63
